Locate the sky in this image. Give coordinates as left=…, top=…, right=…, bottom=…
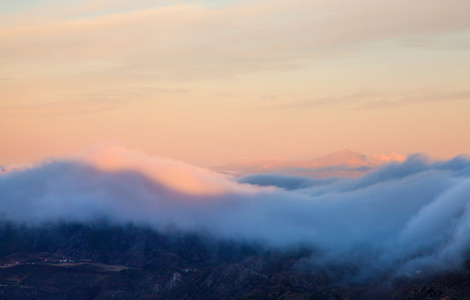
left=1, top=0, right=470, bottom=166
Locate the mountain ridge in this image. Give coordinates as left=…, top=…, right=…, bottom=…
left=212, top=149, right=404, bottom=177
left=1, top=221, right=469, bottom=300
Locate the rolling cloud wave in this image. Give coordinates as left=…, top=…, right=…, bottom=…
left=1, top=144, right=470, bottom=280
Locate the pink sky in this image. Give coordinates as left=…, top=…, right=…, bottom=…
left=1, top=0, right=470, bottom=166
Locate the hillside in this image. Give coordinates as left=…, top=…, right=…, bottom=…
left=0, top=221, right=469, bottom=300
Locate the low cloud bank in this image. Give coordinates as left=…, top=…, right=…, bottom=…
left=1, top=145, right=470, bottom=280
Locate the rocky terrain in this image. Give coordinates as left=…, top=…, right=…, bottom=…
left=1, top=221, right=469, bottom=300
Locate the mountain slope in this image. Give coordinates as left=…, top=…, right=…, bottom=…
left=0, top=221, right=469, bottom=300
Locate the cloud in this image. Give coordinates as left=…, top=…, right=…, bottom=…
left=370, top=153, right=405, bottom=163
left=357, top=90, right=470, bottom=110
left=256, top=91, right=380, bottom=112
left=239, top=173, right=338, bottom=190
left=258, top=89, right=470, bottom=112
left=2, top=99, right=120, bottom=118
left=76, top=142, right=257, bottom=196
left=1, top=144, right=470, bottom=281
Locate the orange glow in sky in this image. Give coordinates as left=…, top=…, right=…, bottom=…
left=77, top=143, right=259, bottom=196
left=1, top=0, right=469, bottom=167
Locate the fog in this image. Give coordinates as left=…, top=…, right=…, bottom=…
left=1, top=144, right=470, bottom=280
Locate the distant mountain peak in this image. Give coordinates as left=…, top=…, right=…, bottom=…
left=300, top=149, right=368, bottom=168
left=211, top=149, right=403, bottom=178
